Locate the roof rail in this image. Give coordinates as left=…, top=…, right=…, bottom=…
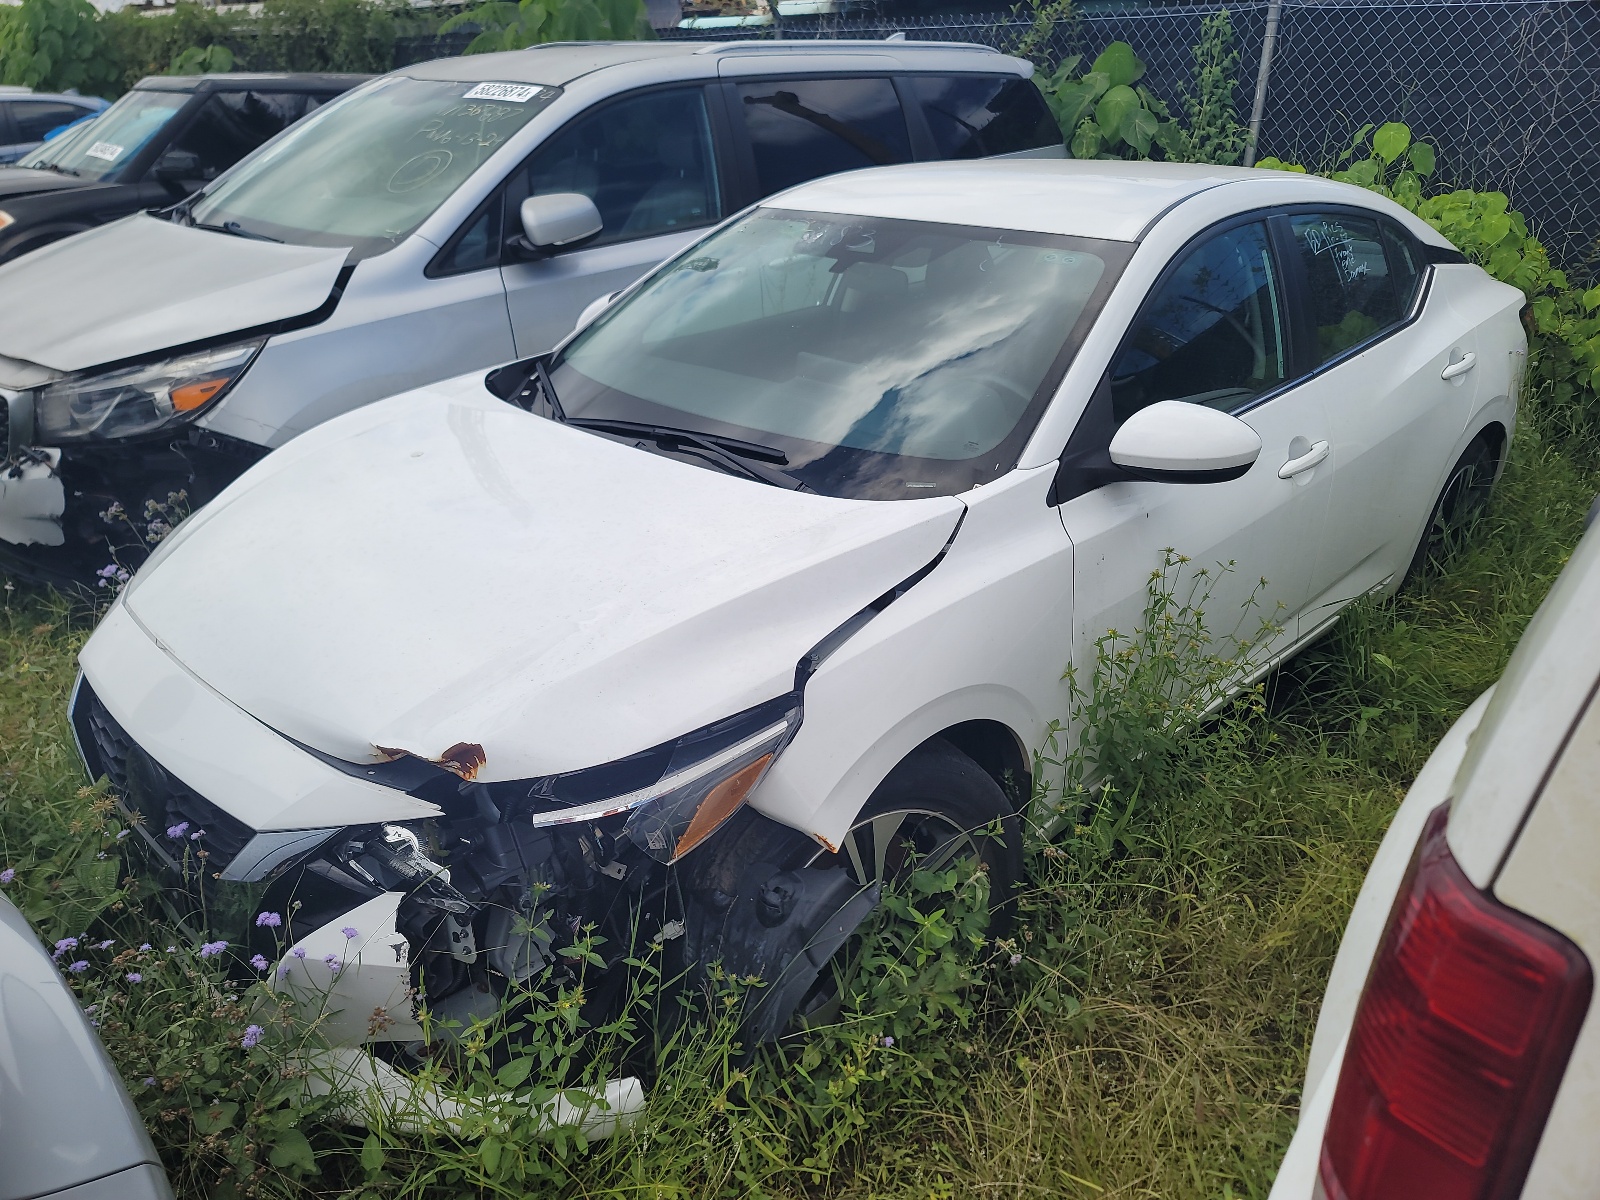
left=691, top=39, right=1001, bottom=55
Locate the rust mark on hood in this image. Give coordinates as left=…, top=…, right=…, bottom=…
left=812, top=831, right=840, bottom=855
left=373, top=741, right=487, bottom=781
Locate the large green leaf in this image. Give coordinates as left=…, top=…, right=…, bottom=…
left=1091, top=41, right=1144, bottom=89
left=268, top=1128, right=317, bottom=1173
left=1121, top=106, right=1159, bottom=156
left=1407, top=142, right=1436, bottom=177
left=1094, top=85, right=1140, bottom=141
left=1071, top=117, right=1103, bottom=160
left=1079, top=68, right=1111, bottom=99
left=1051, top=80, right=1100, bottom=135
left=1372, top=122, right=1411, bottom=164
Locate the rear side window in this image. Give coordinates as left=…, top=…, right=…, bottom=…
left=1287, top=212, right=1408, bottom=364
left=517, top=86, right=721, bottom=249
left=167, top=91, right=321, bottom=181
left=1110, top=221, right=1289, bottom=423
left=737, top=77, right=910, bottom=198
left=13, top=101, right=93, bottom=142
left=910, top=75, right=1061, bottom=158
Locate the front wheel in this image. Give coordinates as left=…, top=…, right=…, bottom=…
left=1402, top=435, right=1499, bottom=587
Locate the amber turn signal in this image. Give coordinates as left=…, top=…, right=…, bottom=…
left=170, top=377, right=230, bottom=412
left=673, top=753, right=773, bottom=861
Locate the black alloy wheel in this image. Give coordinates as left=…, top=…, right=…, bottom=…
left=1403, top=434, right=1499, bottom=587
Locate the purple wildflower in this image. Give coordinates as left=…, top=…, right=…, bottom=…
left=97, top=939, right=114, bottom=950
left=250, top=954, right=269, bottom=972
left=165, top=822, right=189, bottom=840
left=116, top=830, right=130, bottom=840
left=165, top=946, right=176, bottom=953
left=198, top=940, right=228, bottom=959
left=0, top=868, right=14, bottom=884
left=277, top=962, right=292, bottom=979
left=254, top=912, right=282, bottom=929
left=142, top=1078, right=156, bottom=1088
left=1009, top=952, right=1023, bottom=967
left=126, top=972, right=143, bottom=983
left=290, top=947, right=306, bottom=960
left=52, top=937, right=78, bottom=960
left=139, top=943, right=151, bottom=952
left=68, top=961, right=88, bottom=973
left=323, top=954, right=341, bottom=971
left=340, top=926, right=360, bottom=940
left=189, top=830, right=205, bottom=841
left=881, top=1036, right=894, bottom=1048
left=241, top=1024, right=264, bottom=1050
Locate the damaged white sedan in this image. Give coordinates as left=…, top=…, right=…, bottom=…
left=72, top=160, right=1524, bottom=1079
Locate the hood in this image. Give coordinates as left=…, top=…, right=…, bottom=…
left=0, top=166, right=90, bottom=201
left=122, top=380, right=965, bottom=782
left=0, top=213, right=348, bottom=373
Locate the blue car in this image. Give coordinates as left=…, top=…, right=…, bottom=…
left=0, top=88, right=109, bottom=164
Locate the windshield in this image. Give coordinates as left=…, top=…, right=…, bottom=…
left=549, top=209, right=1131, bottom=499
left=189, top=76, right=560, bottom=258
left=20, top=89, right=188, bottom=181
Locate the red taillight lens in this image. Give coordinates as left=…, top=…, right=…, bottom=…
left=1320, top=804, right=1592, bottom=1200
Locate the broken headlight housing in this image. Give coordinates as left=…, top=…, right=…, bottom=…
left=31, top=338, right=264, bottom=442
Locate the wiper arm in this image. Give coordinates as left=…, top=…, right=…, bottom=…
left=32, top=161, right=79, bottom=177
left=566, top=417, right=806, bottom=491
left=194, top=219, right=283, bottom=244
left=532, top=358, right=566, bottom=422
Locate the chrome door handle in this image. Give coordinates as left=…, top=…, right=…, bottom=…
left=1279, top=440, right=1330, bottom=479
left=1441, top=352, right=1477, bottom=380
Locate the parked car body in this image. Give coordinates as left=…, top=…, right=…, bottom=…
left=0, top=87, right=108, bottom=165
left=71, top=160, right=1524, bottom=1080
left=0, top=893, right=174, bottom=1200
left=0, top=40, right=1060, bottom=586
left=1269, top=518, right=1600, bottom=1199
left=0, top=74, right=368, bottom=265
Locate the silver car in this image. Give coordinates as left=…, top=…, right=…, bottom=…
left=0, top=894, right=173, bottom=1200
left=0, top=40, right=1060, bottom=584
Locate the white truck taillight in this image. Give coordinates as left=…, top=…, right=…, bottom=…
left=1319, top=804, right=1591, bottom=1200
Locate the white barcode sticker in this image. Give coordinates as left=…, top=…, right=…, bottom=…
left=85, top=141, right=124, bottom=162
left=463, top=82, right=543, bottom=103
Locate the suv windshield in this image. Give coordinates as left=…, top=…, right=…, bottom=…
left=549, top=209, right=1131, bottom=498
left=20, top=89, right=188, bottom=181
left=189, top=76, right=560, bottom=259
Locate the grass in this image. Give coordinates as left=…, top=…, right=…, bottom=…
left=1, top=419, right=1595, bottom=1198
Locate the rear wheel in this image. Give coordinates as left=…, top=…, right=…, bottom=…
left=1403, top=435, right=1498, bottom=587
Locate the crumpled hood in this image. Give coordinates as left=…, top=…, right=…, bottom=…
left=0, top=166, right=89, bottom=201
left=121, top=379, right=965, bottom=782
left=0, top=213, right=348, bottom=373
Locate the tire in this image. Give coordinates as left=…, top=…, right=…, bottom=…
left=1402, top=434, right=1498, bottom=588
left=785, top=738, right=1023, bottom=1031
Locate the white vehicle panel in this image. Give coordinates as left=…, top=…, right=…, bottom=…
left=118, top=381, right=964, bottom=783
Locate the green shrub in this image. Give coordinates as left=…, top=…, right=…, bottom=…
left=441, top=0, right=650, bottom=54
left=1038, top=41, right=1186, bottom=160
left=0, top=0, right=120, bottom=95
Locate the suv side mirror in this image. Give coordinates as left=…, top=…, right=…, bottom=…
left=519, top=193, right=603, bottom=253
left=152, top=147, right=204, bottom=192
left=1108, top=400, right=1261, bottom=483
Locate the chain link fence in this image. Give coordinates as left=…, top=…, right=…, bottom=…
left=396, top=0, right=1600, bottom=272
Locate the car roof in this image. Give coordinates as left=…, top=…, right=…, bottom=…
left=136, top=73, right=372, bottom=93
left=2, top=91, right=105, bottom=105
left=402, top=38, right=1009, bottom=87
left=765, top=160, right=1266, bottom=243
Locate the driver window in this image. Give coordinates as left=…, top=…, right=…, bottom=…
left=1109, top=221, right=1288, bottom=424
left=516, top=87, right=721, bottom=250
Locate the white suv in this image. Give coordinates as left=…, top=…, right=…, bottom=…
left=1271, top=516, right=1600, bottom=1200
left=0, top=40, right=1058, bottom=582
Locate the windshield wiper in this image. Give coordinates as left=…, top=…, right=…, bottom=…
left=29, top=161, right=79, bottom=177
left=194, top=219, right=283, bottom=244
left=567, top=416, right=807, bottom=491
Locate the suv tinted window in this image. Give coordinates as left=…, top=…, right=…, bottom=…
left=517, top=87, right=720, bottom=249
left=737, top=77, right=910, bottom=198
left=910, top=74, right=1060, bottom=158
left=1287, top=211, right=1407, bottom=364
left=168, top=91, right=323, bottom=182
left=1111, top=221, right=1288, bottom=423
left=13, top=101, right=91, bottom=142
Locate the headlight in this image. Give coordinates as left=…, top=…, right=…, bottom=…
left=526, top=707, right=799, bottom=864
left=32, top=338, right=264, bottom=441
left=0, top=210, right=14, bottom=232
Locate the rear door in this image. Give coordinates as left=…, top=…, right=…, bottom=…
left=1279, top=209, right=1477, bottom=624
left=1057, top=216, right=1334, bottom=664
left=499, top=84, right=728, bottom=356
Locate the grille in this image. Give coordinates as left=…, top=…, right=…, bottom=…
left=75, top=682, right=262, bottom=939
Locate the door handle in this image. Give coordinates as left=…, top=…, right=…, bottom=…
left=1441, top=352, right=1477, bottom=380
left=1279, top=440, right=1330, bottom=479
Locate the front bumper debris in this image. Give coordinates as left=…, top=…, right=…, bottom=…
left=0, top=447, right=65, bottom=547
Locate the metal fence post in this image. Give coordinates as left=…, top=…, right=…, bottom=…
left=1244, top=0, right=1284, bottom=167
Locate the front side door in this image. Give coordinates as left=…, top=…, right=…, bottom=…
left=1278, top=210, right=1481, bottom=621
left=1058, top=218, right=1334, bottom=673
left=500, top=86, right=726, bottom=356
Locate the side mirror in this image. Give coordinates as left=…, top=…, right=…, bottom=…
left=574, top=290, right=621, bottom=333
left=152, top=147, right=203, bottom=191
left=519, top=192, right=602, bottom=252
left=1108, top=400, right=1261, bottom=483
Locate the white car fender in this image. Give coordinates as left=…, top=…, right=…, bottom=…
left=752, top=464, right=1073, bottom=848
